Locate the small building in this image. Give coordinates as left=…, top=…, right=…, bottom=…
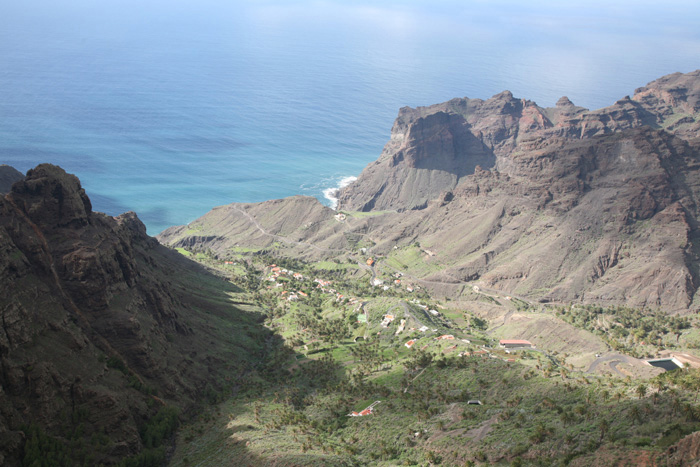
left=349, top=401, right=381, bottom=417
left=405, top=340, right=416, bottom=348
left=366, top=258, right=375, bottom=266
left=499, top=339, right=534, bottom=349
left=381, top=314, right=395, bottom=327
left=395, top=319, right=406, bottom=335
left=437, top=335, right=455, bottom=340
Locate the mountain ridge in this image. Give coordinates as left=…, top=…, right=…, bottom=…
left=336, top=70, right=700, bottom=212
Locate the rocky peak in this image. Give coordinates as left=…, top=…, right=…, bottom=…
left=556, top=96, right=574, bottom=107
left=8, top=163, right=92, bottom=229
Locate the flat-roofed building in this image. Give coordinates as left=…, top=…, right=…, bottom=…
left=499, top=339, right=533, bottom=349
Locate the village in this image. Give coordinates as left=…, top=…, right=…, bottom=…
left=169, top=241, right=700, bottom=466
left=212, top=247, right=700, bottom=392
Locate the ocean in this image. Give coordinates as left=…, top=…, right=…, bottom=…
left=1, top=0, right=699, bottom=234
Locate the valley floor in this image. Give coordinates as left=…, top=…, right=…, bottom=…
left=166, top=248, right=700, bottom=466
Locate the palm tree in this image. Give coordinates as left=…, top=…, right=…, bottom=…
left=651, top=392, right=660, bottom=405
left=636, top=383, right=648, bottom=399
left=653, top=379, right=666, bottom=393
left=630, top=405, right=642, bottom=425
left=560, top=410, right=575, bottom=426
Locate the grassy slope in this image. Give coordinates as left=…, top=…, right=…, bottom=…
left=166, top=250, right=700, bottom=466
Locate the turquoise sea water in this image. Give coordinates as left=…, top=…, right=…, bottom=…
left=1, top=0, right=699, bottom=234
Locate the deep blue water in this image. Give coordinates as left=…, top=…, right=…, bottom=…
left=1, top=0, right=699, bottom=234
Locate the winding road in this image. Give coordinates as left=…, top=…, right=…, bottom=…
left=586, top=353, right=640, bottom=377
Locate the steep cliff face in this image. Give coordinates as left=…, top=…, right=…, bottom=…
left=337, top=70, right=700, bottom=212
left=0, top=165, right=272, bottom=465
left=337, top=111, right=495, bottom=211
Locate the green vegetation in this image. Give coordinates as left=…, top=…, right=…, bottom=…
left=117, top=406, right=180, bottom=467
left=556, top=304, right=692, bottom=357
left=175, top=247, right=192, bottom=256
left=163, top=250, right=700, bottom=465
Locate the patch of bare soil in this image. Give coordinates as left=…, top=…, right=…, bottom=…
left=569, top=446, right=661, bottom=466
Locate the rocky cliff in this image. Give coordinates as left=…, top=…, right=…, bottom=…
left=0, top=165, right=275, bottom=465
left=337, top=70, right=700, bottom=212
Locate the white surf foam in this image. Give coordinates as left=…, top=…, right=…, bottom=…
left=323, top=175, right=357, bottom=210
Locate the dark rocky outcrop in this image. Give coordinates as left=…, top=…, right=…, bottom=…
left=0, top=165, right=273, bottom=465
left=0, top=165, right=24, bottom=194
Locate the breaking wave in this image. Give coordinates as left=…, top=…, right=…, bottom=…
left=323, top=176, right=357, bottom=210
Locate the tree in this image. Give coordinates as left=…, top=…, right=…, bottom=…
left=629, top=405, right=642, bottom=424
left=560, top=410, right=575, bottom=426
left=653, top=379, right=666, bottom=393
left=636, top=383, right=648, bottom=399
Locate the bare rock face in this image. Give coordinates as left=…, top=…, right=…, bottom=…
left=667, top=430, right=700, bottom=466
left=0, top=165, right=272, bottom=465
left=338, top=70, right=700, bottom=212
left=336, top=111, right=495, bottom=211
left=0, top=165, right=24, bottom=194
